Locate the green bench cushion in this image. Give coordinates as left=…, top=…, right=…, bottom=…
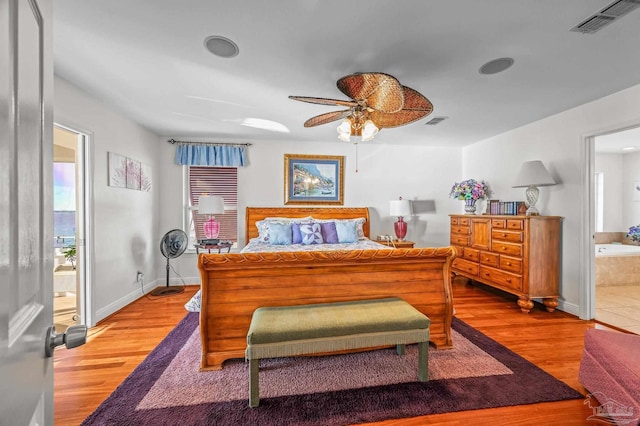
left=247, top=297, right=430, bottom=345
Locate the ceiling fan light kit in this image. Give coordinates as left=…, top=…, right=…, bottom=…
left=290, top=72, right=433, bottom=143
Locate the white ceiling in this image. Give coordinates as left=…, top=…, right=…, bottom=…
left=53, top=0, right=640, bottom=148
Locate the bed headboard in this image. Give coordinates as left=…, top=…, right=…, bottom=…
left=245, top=207, right=371, bottom=244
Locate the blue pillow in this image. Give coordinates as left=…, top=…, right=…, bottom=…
left=300, top=222, right=323, bottom=245
left=335, top=220, right=359, bottom=243
left=268, top=222, right=292, bottom=245
left=291, top=223, right=302, bottom=244
left=320, top=222, right=339, bottom=244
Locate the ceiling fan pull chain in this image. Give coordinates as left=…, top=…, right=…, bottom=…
left=355, top=142, right=359, bottom=173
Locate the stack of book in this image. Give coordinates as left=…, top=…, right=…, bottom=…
left=487, top=200, right=525, bottom=215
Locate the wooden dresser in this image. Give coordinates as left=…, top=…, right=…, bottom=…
left=449, top=214, right=561, bottom=313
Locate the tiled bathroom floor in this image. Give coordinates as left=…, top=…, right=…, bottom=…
left=596, top=285, right=640, bottom=334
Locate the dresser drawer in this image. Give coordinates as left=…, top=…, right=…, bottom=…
left=479, top=266, right=522, bottom=291
left=491, top=229, right=523, bottom=243
left=480, top=251, right=499, bottom=267
left=451, top=217, right=459, bottom=226
left=492, top=241, right=523, bottom=257
left=462, top=247, right=479, bottom=262
left=451, top=226, right=470, bottom=235
left=459, top=217, right=470, bottom=226
left=506, top=219, right=524, bottom=230
left=453, top=258, right=479, bottom=276
left=491, top=219, right=506, bottom=229
left=500, top=255, right=522, bottom=273
left=451, top=235, right=470, bottom=246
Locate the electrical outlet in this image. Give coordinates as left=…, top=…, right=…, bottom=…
left=137, top=272, right=144, bottom=283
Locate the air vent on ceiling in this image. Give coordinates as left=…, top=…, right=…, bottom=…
left=425, top=116, right=447, bottom=126
left=570, top=0, right=640, bottom=34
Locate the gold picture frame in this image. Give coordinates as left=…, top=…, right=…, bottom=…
left=284, top=154, right=344, bottom=205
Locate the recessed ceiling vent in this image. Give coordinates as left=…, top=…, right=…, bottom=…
left=425, top=116, right=447, bottom=126
left=570, top=0, right=640, bottom=34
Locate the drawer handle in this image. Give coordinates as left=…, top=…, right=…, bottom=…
left=502, top=233, right=507, bottom=237
left=506, top=262, right=511, bottom=266
left=506, top=279, right=511, bottom=283
left=502, top=247, right=506, bottom=251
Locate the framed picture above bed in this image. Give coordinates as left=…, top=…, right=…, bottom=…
left=284, top=154, right=344, bottom=205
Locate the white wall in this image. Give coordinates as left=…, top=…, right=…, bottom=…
left=623, top=151, right=640, bottom=229
left=595, top=153, right=624, bottom=232
left=463, top=83, right=640, bottom=316
left=159, top=139, right=464, bottom=283
left=54, top=76, right=161, bottom=324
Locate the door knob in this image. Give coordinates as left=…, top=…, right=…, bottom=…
left=45, top=324, right=87, bottom=357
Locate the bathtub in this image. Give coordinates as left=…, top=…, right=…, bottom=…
left=595, top=244, right=640, bottom=286
left=595, top=243, right=640, bottom=256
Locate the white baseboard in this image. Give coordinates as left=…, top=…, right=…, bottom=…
left=94, top=277, right=201, bottom=324
left=94, top=278, right=158, bottom=323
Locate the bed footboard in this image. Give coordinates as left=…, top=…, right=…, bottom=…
left=198, top=246, right=457, bottom=370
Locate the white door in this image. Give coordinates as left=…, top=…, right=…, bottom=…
left=1, top=0, right=54, bottom=423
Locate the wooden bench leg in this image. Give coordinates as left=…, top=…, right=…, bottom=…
left=418, top=341, right=429, bottom=382
left=249, top=358, right=259, bottom=408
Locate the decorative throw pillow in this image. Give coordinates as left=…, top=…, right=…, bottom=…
left=299, top=222, right=324, bottom=245
left=291, top=222, right=302, bottom=244
left=320, top=221, right=339, bottom=244
left=268, top=222, right=292, bottom=245
left=335, top=220, right=359, bottom=243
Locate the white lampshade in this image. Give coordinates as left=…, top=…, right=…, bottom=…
left=512, top=161, right=556, bottom=216
left=198, top=195, right=225, bottom=214
left=512, top=161, right=556, bottom=188
left=389, top=199, right=411, bottom=217
left=337, top=119, right=352, bottom=142
left=361, top=120, right=379, bottom=141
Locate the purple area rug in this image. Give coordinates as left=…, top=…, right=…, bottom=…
left=82, top=313, right=582, bottom=425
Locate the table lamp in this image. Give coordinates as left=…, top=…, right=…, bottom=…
left=389, top=197, right=411, bottom=241
left=198, top=195, right=225, bottom=242
left=512, top=161, right=556, bottom=216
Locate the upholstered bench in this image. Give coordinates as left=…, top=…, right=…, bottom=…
left=579, top=328, right=640, bottom=422
left=245, top=297, right=430, bottom=407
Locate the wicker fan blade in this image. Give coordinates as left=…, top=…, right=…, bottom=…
left=336, top=73, right=404, bottom=113
left=289, top=96, right=358, bottom=108
left=303, top=110, right=352, bottom=127
left=369, top=86, right=433, bottom=128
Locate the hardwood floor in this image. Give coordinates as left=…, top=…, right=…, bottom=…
left=54, top=280, right=601, bottom=425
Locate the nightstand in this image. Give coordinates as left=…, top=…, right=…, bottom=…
left=194, top=242, right=233, bottom=254
left=376, top=240, right=415, bottom=248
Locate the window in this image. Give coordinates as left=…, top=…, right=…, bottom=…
left=185, top=166, right=238, bottom=246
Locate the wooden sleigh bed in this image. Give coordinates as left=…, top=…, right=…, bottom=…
left=197, top=207, right=457, bottom=370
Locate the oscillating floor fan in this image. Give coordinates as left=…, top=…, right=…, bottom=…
left=151, top=229, right=188, bottom=296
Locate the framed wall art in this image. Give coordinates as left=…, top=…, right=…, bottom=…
left=284, top=154, right=344, bottom=205
left=108, top=152, right=152, bottom=192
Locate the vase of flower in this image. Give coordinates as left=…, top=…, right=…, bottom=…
left=449, top=179, right=489, bottom=215
left=464, top=199, right=477, bottom=214
left=627, top=225, right=640, bottom=245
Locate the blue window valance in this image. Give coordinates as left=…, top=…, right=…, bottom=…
left=172, top=141, right=249, bottom=167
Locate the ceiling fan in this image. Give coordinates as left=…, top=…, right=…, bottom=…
left=289, top=72, right=433, bottom=142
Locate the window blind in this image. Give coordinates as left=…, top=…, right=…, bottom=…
left=189, top=166, right=238, bottom=242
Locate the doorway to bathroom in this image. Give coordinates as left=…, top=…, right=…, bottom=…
left=592, top=126, right=640, bottom=334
